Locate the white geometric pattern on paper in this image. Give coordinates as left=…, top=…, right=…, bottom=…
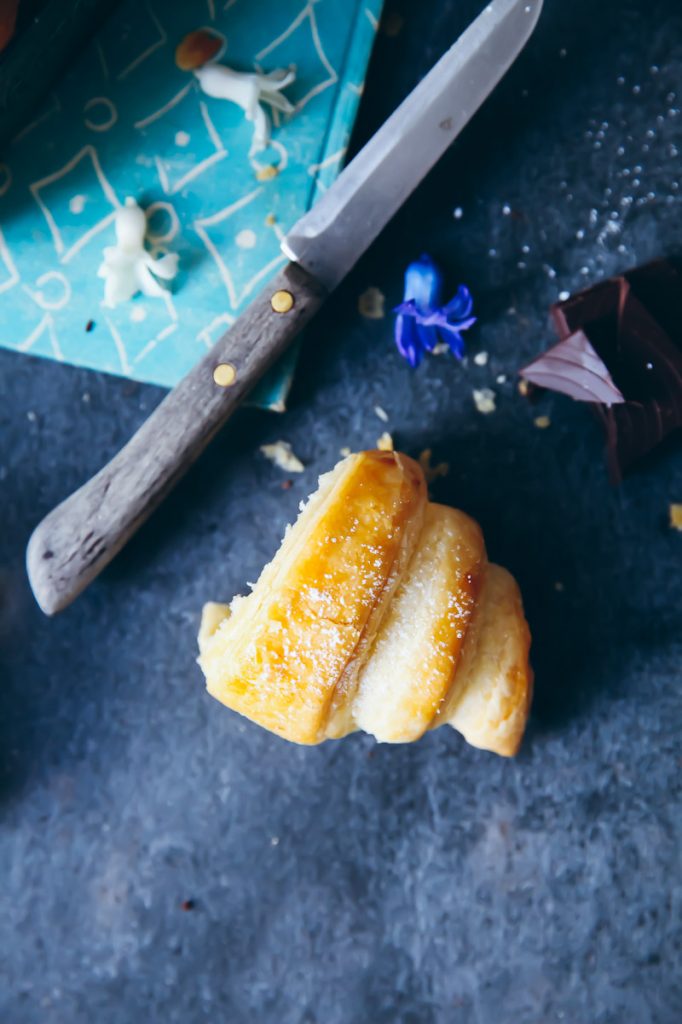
left=256, top=2, right=339, bottom=112
left=29, top=146, right=121, bottom=263
left=0, top=226, right=19, bottom=294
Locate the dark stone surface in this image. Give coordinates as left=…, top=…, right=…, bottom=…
left=2, top=1, right=681, bottom=1021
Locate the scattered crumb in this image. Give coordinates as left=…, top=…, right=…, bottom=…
left=85, top=319, right=95, bottom=332
left=376, top=432, right=394, bottom=451
left=472, top=388, right=496, bottom=414
left=264, top=213, right=277, bottom=226
left=180, top=899, right=195, bottom=911
left=381, top=10, right=404, bottom=36
left=280, top=480, right=293, bottom=490
left=669, top=504, right=682, bottom=530
left=260, top=441, right=305, bottom=473
left=558, top=290, right=571, bottom=301
left=358, top=286, right=385, bottom=319
left=27, top=410, right=37, bottom=422
left=518, top=379, right=531, bottom=397
left=473, top=351, right=489, bottom=366
left=418, top=449, right=449, bottom=484
left=554, top=581, right=565, bottom=592
left=82, top=392, right=91, bottom=403
left=432, top=342, right=449, bottom=356
left=453, top=206, right=463, bottom=219
left=496, top=374, right=507, bottom=384
left=534, top=415, right=551, bottom=429
left=339, top=446, right=352, bottom=458
left=255, top=165, right=279, bottom=182
left=270, top=836, right=280, bottom=847
left=374, top=405, right=389, bottom=422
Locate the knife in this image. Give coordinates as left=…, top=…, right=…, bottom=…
left=27, top=0, right=543, bottom=615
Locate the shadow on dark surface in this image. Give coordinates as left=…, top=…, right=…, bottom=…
left=0, top=569, right=37, bottom=801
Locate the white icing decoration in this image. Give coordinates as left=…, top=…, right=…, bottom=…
left=98, top=197, right=179, bottom=307
left=193, top=63, right=296, bottom=155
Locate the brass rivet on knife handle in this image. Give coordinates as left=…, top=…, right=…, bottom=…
left=212, top=363, right=237, bottom=387
left=271, top=289, right=294, bottom=314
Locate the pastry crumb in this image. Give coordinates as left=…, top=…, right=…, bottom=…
left=472, top=388, right=496, bottom=414
left=518, top=378, right=531, bottom=397
left=374, top=404, right=389, bottom=422
left=473, top=351, right=489, bottom=366
left=339, top=446, right=352, bottom=458
left=418, top=448, right=449, bottom=484
left=534, top=415, right=551, bottom=429
left=669, top=504, right=682, bottom=530
left=496, top=373, right=507, bottom=384
left=260, top=441, right=305, bottom=473
left=255, top=165, right=279, bottom=182
left=376, top=432, right=394, bottom=451
left=358, top=286, right=385, bottom=319
left=432, top=342, right=449, bottom=356
left=381, top=11, right=404, bottom=36
left=264, top=213, right=277, bottom=226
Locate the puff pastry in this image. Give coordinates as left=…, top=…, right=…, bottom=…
left=198, top=450, right=533, bottom=756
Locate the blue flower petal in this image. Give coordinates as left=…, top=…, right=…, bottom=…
left=442, top=328, right=466, bottom=360
left=416, top=322, right=438, bottom=353
left=442, top=284, right=474, bottom=320
left=403, top=254, right=443, bottom=314
left=394, top=314, right=422, bottom=367
left=392, top=299, right=419, bottom=316
left=440, top=315, right=477, bottom=334
left=393, top=256, right=476, bottom=367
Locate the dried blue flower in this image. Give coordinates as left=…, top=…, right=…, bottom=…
left=393, top=254, right=476, bottom=367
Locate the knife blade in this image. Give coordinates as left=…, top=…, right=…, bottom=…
left=284, top=0, right=544, bottom=291
left=26, top=0, right=543, bottom=615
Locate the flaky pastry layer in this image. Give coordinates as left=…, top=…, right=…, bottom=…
left=198, top=451, right=533, bottom=756
left=198, top=451, right=426, bottom=743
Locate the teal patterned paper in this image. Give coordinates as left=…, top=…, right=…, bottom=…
left=0, top=0, right=383, bottom=409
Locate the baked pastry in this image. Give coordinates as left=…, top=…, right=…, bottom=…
left=198, top=450, right=533, bottom=756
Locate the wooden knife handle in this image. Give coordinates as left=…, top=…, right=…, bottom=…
left=27, top=262, right=327, bottom=615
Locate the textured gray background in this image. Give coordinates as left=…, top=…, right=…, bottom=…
left=2, top=1, right=682, bottom=1021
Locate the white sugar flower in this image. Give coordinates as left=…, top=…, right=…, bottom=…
left=98, top=198, right=179, bottom=308
left=175, top=29, right=295, bottom=156
left=195, top=64, right=296, bottom=155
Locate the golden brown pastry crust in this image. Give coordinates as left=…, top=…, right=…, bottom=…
left=444, top=563, right=533, bottom=756
left=353, top=504, right=486, bottom=743
left=198, top=451, right=427, bottom=744
left=198, top=450, right=533, bottom=756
